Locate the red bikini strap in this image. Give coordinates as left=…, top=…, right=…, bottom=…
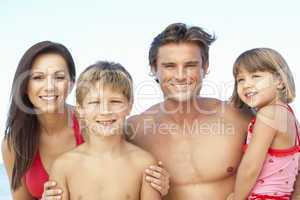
left=71, top=112, right=84, bottom=145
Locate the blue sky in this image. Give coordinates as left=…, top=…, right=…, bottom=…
left=1, top=0, right=300, bottom=163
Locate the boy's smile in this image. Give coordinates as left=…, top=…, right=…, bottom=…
left=78, top=81, right=131, bottom=136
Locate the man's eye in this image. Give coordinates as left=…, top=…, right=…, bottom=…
left=186, top=64, right=196, bottom=68
left=252, top=75, right=261, bottom=78
left=55, top=76, right=65, bottom=80
left=111, top=100, right=123, bottom=104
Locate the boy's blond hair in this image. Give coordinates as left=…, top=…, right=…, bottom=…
left=231, top=48, right=295, bottom=108
left=76, top=61, right=133, bottom=106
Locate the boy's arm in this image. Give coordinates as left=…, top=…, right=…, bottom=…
left=49, top=159, right=70, bottom=200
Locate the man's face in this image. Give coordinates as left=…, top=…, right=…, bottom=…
left=154, top=42, right=206, bottom=102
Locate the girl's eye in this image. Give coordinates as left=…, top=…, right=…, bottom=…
left=237, top=78, right=244, bottom=83
left=252, top=74, right=261, bottom=78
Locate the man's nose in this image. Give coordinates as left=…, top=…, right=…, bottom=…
left=175, top=67, right=186, bottom=80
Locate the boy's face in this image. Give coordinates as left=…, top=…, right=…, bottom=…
left=77, top=81, right=132, bottom=137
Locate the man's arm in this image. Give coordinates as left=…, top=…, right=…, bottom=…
left=140, top=163, right=162, bottom=200
left=49, top=158, right=70, bottom=200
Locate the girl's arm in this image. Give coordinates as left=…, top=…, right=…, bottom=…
left=1, top=139, right=34, bottom=200
left=234, top=106, right=279, bottom=200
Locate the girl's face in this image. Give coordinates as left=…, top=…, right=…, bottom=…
left=27, top=53, right=71, bottom=114
left=236, top=68, right=282, bottom=109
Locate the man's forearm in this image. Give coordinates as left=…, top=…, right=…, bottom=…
left=291, top=168, right=300, bottom=200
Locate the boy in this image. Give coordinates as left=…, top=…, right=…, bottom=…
left=49, top=61, right=161, bottom=200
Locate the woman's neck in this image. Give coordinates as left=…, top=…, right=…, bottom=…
left=37, top=105, right=72, bottom=135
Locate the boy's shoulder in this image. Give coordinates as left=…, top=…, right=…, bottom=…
left=51, top=145, right=86, bottom=171
left=124, top=142, right=157, bottom=169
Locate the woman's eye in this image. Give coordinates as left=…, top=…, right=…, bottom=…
left=31, top=76, right=43, bottom=80
left=164, top=65, right=174, bottom=68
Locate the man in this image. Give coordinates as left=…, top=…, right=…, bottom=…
left=127, top=23, right=252, bottom=200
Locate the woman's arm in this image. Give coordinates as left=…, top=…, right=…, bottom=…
left=1, top=138, right=34, bottom=200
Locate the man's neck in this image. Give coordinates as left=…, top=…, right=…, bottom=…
left=161, top=98, right=202, bottom=122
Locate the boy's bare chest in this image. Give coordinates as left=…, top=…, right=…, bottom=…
left=67, top=162, right=141, bottom=200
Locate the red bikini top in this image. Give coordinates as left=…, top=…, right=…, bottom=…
left=24, top=113, right=84, bottom=199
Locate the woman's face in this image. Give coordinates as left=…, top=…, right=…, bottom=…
left=27, top=53, right=72, bottom=114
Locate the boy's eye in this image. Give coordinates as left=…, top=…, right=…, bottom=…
left=88, top=101, right=99, bottom=104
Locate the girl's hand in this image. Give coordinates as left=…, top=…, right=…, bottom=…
left=144, top=161, right=170, bottom=196
left=42, top=181, right=63, bottom=200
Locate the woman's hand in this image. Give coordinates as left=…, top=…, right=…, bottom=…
left=144, top=161, right=170, bottom=196
left=41, top=181, right=63, bottom=200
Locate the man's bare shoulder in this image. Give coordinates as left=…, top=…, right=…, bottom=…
left=222, top=101, right=253, bottom=126
left=128, top=103, right=161, bottom=124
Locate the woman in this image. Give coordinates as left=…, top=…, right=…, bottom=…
left=1, top=41, right=169, bottom=200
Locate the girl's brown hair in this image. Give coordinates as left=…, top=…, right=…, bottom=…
left=231, top=48, right=295, bottom=108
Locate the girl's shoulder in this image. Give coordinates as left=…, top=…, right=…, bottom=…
left=256, top=104, right=295, bottom=133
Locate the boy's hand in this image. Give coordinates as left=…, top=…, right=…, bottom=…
left=42, top=181, right=63, bottom=200
left=145, top=161, right=170, bottom=196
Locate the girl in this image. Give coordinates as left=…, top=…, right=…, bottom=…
left=230, top=48, right=300, bottom=199
left=2, top=41, right=169, bottom=200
